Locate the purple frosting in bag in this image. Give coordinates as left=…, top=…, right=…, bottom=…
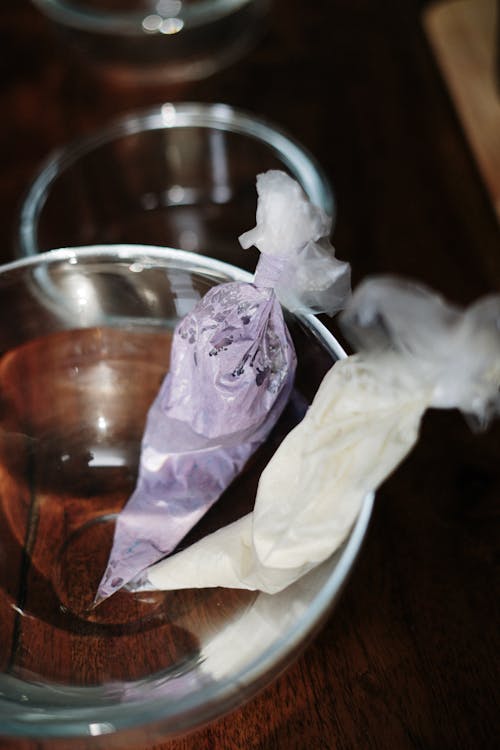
left=96, top=254, right=296, bottom=602
left=96, top=170, right=351, bottom=604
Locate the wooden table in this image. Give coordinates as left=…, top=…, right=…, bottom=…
left=0, top=1, right=499, bottom=748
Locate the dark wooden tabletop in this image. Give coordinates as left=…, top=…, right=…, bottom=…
left=1, top=1, right=499, bottom=748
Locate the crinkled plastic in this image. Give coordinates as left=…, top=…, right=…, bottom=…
left=95, top=170, right=350, bottom=602
left=137, top=276, right=500, bottom=594
left=239, top=171, right=351, bottom=316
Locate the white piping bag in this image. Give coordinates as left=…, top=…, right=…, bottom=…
left=133, top=277, right=500, bottom=594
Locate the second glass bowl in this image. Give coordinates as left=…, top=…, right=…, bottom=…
left=18, top=103, right=334, bottom=271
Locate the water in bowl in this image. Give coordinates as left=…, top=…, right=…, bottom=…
left=0, top=318, right=332, bottom=693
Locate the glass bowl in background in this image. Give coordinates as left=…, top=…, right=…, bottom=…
left=0, top=245, right=372, bottom=743
left=17, top=103, right=334, bottom=271
left=31, top=0, right=272, bottom=84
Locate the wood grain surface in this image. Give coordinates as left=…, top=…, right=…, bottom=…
left=0, top=1, right=499, bottom=749
left=424, top=0, right=500, bottom=219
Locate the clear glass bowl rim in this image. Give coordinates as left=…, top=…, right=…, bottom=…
left=0, top=244, right=373, bottom=739
left=18, top=102, right=335, bottom=258
left=31, top=0, right=269, bottom=34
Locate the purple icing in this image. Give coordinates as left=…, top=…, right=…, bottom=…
left=96, top=254, right=297, bottom=602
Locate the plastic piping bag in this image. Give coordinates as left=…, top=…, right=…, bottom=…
left=136, top=276, right=500, bottom=594
left=95, top=171, right=350, bottom=602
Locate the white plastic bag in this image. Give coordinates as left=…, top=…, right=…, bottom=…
left=137, top=277, right=500, bottom=594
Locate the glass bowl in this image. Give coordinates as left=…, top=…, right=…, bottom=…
left=31, top=0, right=272, bottom=84
left=17, top=103, right=334, bottom=272
left=0, top=245, right=372, bottom=743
